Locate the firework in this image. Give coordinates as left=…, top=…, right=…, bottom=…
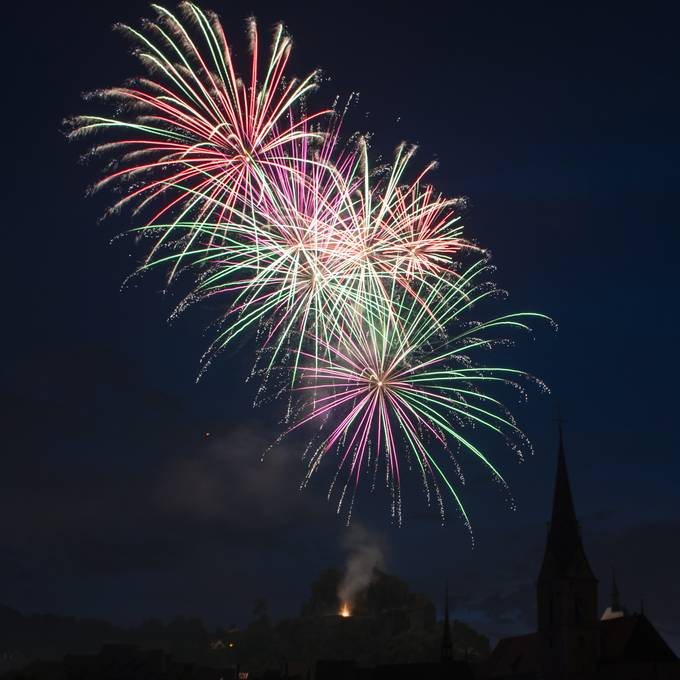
left=140, top=116, right=363, bottom=387
left=68, top=3, right=550, bottom=526
left=290, top=261, right=548, bottom=524
left=67, top=2, right=327, bottom=280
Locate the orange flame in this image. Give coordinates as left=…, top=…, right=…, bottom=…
left=339, top=603, right=351, bottom=618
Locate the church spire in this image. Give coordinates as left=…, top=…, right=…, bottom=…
left=538, top=421, right=596, bottom=586
left=612, top=571, right=621, bottom=611
left=545, top=422, right=581, bottom=570
left=602, top=569, right=626, bottom=619
left=441, top=581, right=453, bottom=663
left=537, top=420, right=599, bottom=644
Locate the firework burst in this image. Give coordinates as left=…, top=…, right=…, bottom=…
left=67, top=2, right=327, bottom=279
left=290, top=260, right=549, bottom=524
left=68, top=3, right=551, bottom=527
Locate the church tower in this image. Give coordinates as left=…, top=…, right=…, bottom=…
left=536, top=425, right=599, bottom=676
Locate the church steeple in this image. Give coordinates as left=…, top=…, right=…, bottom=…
left=544, top=423, right=581, bottom=571
left=602, top=570, right=627, bottom=620
left=536, top=422, right=600, bottom=673
left=538, top=423, right=595, bottom=581
left=612, top=572, right=621, bottom=611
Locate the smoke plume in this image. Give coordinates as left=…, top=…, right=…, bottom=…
left=338, top=524, right=386, bottom=606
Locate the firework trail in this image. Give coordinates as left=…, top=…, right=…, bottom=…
left=290, top=261, right=548, bottom=524
left=67, top=2, right=327, bottom=280
left=68, top=2, right=551, bottom=526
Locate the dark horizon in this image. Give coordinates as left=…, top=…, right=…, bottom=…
left=3, top=0, right=679, bottom=659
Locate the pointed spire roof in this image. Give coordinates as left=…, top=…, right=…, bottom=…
left=612, top=571, right=621, bottom=611
left=601, top=569, right=627, bottom=620
left=545, top=423, right=580, bottom=568
left=539, top=423, right=596, bottom=581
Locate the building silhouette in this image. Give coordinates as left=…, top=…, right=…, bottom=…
left=314, top=586, right=474, bottom=679
left=5, top=643, right=230, bottom=680
left=485, top=426, right=680, bottom=679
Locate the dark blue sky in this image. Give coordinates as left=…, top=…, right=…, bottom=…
left=3, top=0, right=679, bottom=652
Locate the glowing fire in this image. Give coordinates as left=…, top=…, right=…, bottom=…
left=339, top=603, right=351, bottom=618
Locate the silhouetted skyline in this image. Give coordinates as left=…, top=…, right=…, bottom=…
left=2, top=0, right=678, bottom=655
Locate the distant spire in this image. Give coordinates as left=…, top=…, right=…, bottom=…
left=545, top=422, right=581, bottom=569
left=601, top=568, right=626, bottom=619
left=611, top=570, right=621, bottom=611
left=441, top=581, right=453, bottom=663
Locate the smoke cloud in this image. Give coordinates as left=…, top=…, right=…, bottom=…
left=154, top=425, right=329, bottom=531
left=337, top=524, right=386, bottom=606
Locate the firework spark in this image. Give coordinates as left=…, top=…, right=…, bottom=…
left=68, top=3, right=550, bottom=526
left=67, top=2, right=327, bottom=280
left=290, top=261, right=549, bottom=524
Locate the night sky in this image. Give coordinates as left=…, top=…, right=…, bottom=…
left=4, top=0, right=679, bottom=653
